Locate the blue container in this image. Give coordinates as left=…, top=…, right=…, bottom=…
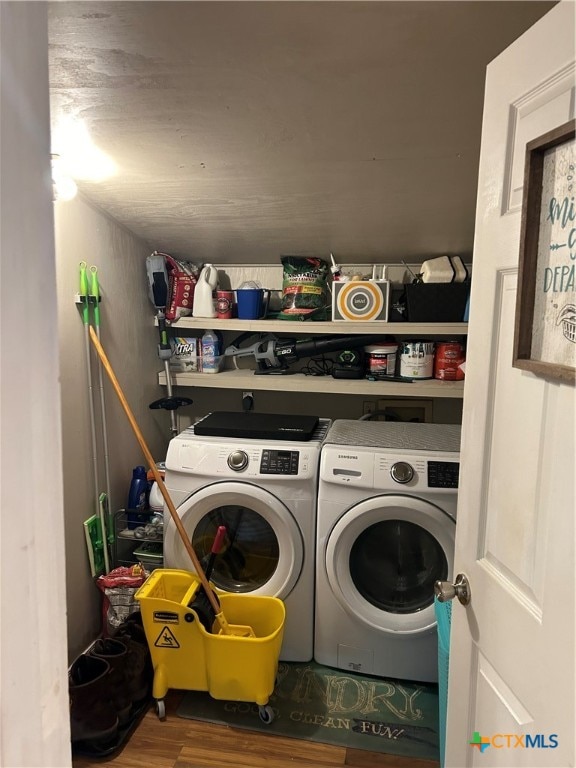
left=434, top=596, right=452, bottom=768
left=127, top=466, right=148, bottom=529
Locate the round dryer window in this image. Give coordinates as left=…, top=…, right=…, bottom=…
left=163, top=482, right=304, bottom=599
left=324, top=495, right=455, bottom=635
left=350, top=520, right=447, bottom=614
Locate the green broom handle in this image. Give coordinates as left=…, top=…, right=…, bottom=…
left=80, top=262, right=110, bottom=572
left=90, top=265, right=101, bottom=328
left=90, top=265, right=114, bottom=549
left=79, top=261, right=89, bottom=325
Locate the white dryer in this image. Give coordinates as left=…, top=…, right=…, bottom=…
left=163, top=416, right=331, bottom=662
left=315, top=420, right=460, bottom=682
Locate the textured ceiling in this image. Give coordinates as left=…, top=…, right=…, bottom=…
left=48, top=1, right=555, bottom=264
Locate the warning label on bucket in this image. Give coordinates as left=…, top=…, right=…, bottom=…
left=153, top=611, right=179, bottom=624
left=154, top=626, right=180, bottom=648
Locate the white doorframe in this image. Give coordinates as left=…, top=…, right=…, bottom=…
left=0, top=5, right=71, bottom=766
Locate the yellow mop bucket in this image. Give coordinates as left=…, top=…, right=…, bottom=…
left=135, top=569, right=285, bottom=721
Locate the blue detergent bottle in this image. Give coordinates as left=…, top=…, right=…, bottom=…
left=127, top=465, right=149, bottom=529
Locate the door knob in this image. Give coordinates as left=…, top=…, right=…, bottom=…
left=434, top=573, right=471, bottom=606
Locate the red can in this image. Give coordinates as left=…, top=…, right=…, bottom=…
left=434, top=341, right=465, bottom=381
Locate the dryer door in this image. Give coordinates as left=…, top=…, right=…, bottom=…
left=164, top=481, right=303, bottom=600
left=325, top=495, right=455, bottom=635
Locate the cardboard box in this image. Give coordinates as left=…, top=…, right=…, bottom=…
left=331, top=280, right=390, bottom=321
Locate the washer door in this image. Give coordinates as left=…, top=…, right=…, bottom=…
left=164, top=481, right=303, bottom=600
left=324, top=495, right=455, bottom=635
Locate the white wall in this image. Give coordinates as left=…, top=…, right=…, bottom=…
left=53, top=195, right=169, bottom=660
left=0, top=4, right=70, bottom=766
left=0, top=6, right=184, bottom=762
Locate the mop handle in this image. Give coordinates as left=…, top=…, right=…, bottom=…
left=88, top=326, right=225, bottom=623
left=205, top=525, right=227, bottom=582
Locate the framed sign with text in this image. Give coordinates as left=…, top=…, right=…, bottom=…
left=513, top=120, right=576, bottom=383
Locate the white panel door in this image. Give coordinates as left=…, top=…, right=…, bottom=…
left=445, top=4, right=575, bottom=767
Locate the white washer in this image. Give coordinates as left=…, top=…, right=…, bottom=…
left=163, top=417, right=331, bottom=662
left=315, top=420, right=460, bottom=682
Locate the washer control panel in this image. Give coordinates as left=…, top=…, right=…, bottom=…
left=173, top=438, right=318, bottom=480
left=427, top=461, right=459, bottom=489
left=260, top=449, right=300, bottom=475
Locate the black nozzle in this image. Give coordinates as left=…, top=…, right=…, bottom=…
left=149, top=396, right=193, bottom=412
left=151, top=272, right=168, bottom=310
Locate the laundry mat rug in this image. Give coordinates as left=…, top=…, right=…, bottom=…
left=176, top=661, right=439, bottom=760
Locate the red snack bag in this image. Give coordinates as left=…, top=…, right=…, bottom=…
left=164, top=254, right=200, bottom=322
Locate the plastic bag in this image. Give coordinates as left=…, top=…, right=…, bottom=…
left=278, top=256, right=329, bottom=321
left=96, top=565, right=149, bottom=636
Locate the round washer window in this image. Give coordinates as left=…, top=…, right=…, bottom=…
left=163, top=482, right=304, bottom=600
left=349, top=520, right=448, bottom=614
left=193, top=505, right=279, bottom=593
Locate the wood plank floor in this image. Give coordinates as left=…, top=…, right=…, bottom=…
left=72, top=691, right=440, bottom=768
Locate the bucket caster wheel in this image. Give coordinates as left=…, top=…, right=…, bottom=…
left=258, top=705, right=274, bottom=724
left=155, top=698, right=166, bottom=721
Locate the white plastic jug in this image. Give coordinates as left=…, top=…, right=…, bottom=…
left=192, top=263, right=217, bottom=318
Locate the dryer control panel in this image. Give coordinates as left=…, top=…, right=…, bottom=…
left=320, top=445, right=460, bottom=492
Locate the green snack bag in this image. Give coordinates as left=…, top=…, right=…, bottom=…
left=278, top=256, right=329, bottom=321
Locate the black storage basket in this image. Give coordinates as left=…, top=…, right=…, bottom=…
left=404, top=282, right=470, bottom=322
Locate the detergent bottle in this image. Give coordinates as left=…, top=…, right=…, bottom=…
left=192, top=263, right=217, bottom=318
left=127, top=465, right=149, bottom=528
left=200, top=329, right=220, bottom=373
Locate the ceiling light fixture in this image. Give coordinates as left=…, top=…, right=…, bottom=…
left=51, top=116, right=117, bottom=183
left=51, top=154, right=77, bottom=202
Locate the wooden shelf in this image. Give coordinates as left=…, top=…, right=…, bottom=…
left=163, top=317, right=468, bottom=337
left=159, top=318, right=467, bottom=399
left=158, top=368, right=465, bottom=399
